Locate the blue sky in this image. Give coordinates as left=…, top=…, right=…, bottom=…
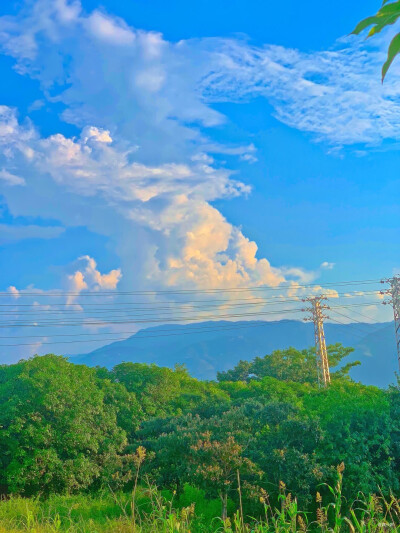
left=0, top=0, right=399, bottom=360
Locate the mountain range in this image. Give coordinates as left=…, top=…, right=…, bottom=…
left=71, top=319, right=398, bottom=388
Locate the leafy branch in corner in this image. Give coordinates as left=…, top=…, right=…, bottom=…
left=352, top=0, right=400, bottom=80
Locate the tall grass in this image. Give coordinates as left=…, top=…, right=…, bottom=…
left=1, top=480, right=399, bottom=532
left=0, top=463, right=399, bottom=532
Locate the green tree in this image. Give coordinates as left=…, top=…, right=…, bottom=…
left=110, top=362, right=227, bottom=417
left=388, top=379, right=400, bottom=475
left=217, top=344, right=358, bottom=384
left=246, top=402, right=325, bottom=505
left=136, top=404, right=261, bottom=517
left=303, top=381, right=398, bottom=498
left=189, top=432, right=260, bottom=520
left=216, top=360, right=253, bottom=383
left=0, top=355, right=128, bottom=496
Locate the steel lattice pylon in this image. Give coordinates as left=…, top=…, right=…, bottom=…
left=302, top=296, right=331, bottom=387
left=381, top=276, right=400, bottom=372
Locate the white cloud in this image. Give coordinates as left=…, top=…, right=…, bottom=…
left=2, top=2, right=399, bottom=153
left=7, top=285, right=20, bottom=299
left=0, top=224, right=64, bottom=244
left=206, top=143, right=258, bottom=163
left=86, top=11, right=136, bottom=46
left=286, top=282, right=339, bottom=300
left=1, top=0, right=383, bottom=362
left=201, top=35, right=400, bottom=146
left=0, top=2, right=312, bottom=296
left=0, top=169, right=25, bottom=186
left=321, top=261, right=335, bottom=270
left=75, top=255, right=121, bottom=290
left=81, top=126, right=112, bottom=144
left=66, top=255, right=121, bottom=304
left=280, top=267, right=317, bottom=285
left=0, top=107, right=304, bottom=293
left=28, top=99, right=45, bottom=112
left=67, top=271, right=87, bottom=306
left=1, top=2, right=391, bottom=291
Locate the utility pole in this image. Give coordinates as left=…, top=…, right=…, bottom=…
left=302, top=296, right=331, bottom=387
left=381, top=276, right=400, bottom=372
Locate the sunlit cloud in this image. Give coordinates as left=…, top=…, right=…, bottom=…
left=0, top=0, right=396, bottom=361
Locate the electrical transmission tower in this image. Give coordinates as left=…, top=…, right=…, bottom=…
left=381, top=276, right=400, bottom=371
left=302, top=296, right=331, bottom=387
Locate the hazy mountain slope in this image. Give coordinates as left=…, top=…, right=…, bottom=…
left=71, top=319, right=397, bottom=387
left=350, top=323, right=397, bottom=386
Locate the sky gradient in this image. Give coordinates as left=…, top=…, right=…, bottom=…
left=0, top=0, right=399, bottom=362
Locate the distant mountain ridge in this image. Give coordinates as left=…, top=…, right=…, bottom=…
left=71, top=319, right=398, bottom=388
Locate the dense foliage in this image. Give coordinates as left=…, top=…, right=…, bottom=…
left=0, top=345, right=399, bottom=527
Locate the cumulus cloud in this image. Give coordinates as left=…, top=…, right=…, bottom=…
left=86, top=11, right=136, bottom=46
left=66, top=255, right=121, bottom=304
left=81, top=126, right=113, bottom=144
left=0, top=1, right=322, bottom=297
left=0, top=106, right=299, bottom=293
left=286, top=282, right=339, bottom=300
left=1, top=0, right=381, bottom=362
left=0, top=255, right=124, bottom=362
left=7, top=285, right=20, bottom=299
left=71, top=255, right=121, bottom=290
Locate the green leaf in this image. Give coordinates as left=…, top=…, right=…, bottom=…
left=382, top=32, right=400, bottom=80
left=378, top=1, right=400, bottom=14
left=352, top=1, right=400, bottom=35
left=352, top=16, right=379, bottom=35
left=368, top=13, right=400, bottom=37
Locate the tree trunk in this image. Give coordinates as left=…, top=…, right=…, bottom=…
left=220, top=491, right=228, bottom=521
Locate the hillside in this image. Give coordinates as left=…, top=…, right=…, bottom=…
left=71, top=319, right=397, bottom=387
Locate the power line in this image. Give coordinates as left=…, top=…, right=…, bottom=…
left=0, top=298, right=312, bottom=315
left=0, top=305, right=387, bottom=348
left=0, top=300, right=382, bottom=327
left=338, top=306, right=381, bottom=324
left=328, top=309, right=379, bottom=337
left=0, top=307, right=306, bottom=329
left=1, top=311, right=381, bottom=348
left=329, top=308, right=383, bottom=331
left=0, top=278, right=383, bottom=297
left=327, top=317, right=369, bottom=341
left=0, top=302, right=382, bottom=329
left=0, top=317, right=307, bottom=347
left=0, top=319, right=301, bottom=340
left=0, top=290, right=383, bottom=313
